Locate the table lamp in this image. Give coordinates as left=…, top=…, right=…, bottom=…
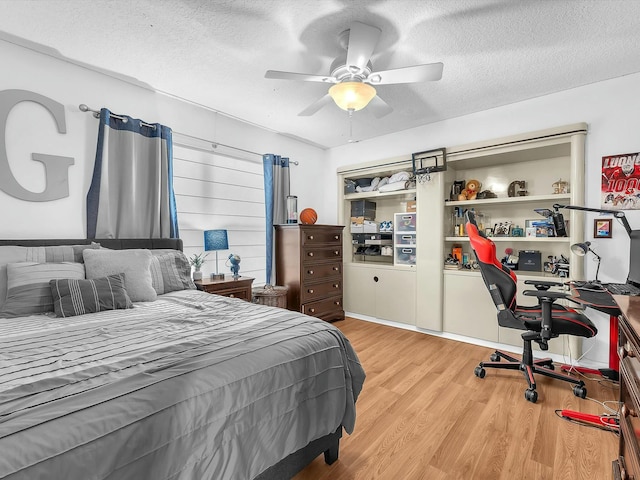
left=571, top=241, right=601, bottom=282
left=204, top=229, right=228, bottom=280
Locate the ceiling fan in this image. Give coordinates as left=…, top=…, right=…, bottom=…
left=265, top=21, right=443, bottom=118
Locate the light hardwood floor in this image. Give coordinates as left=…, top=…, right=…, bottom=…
left=295, top=318, right=619, bottom=480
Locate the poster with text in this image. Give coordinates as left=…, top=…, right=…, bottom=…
left=601, top=152, right=640, bottom=209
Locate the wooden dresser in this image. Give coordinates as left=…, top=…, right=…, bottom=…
left=274, top=224, right=344, bottom=322
left=614, top=295, right=640, bottom=479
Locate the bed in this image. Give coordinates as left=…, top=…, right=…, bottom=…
left=0, top=238, right=365, bottom=480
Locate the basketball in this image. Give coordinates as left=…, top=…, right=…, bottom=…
left=299, top=208, right=318, bottom=225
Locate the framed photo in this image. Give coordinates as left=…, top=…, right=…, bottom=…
left=484, top=227, right=493, bottom=237
left=594, top=218, right=612, bottom=238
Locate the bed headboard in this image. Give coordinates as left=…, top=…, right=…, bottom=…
left=0, top=238, right=183, bottom=251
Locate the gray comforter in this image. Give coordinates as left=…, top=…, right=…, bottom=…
left=0, top=290, right=365, bottom=480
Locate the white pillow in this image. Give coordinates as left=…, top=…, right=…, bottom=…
left=83, top=249, right=156, bottom=302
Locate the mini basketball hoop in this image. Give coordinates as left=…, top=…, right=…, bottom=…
left=412, top=147, right=446, bottom=183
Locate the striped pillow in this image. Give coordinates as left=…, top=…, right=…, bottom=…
left=50, top=273, right=133, bottom=318
left=150, top=250, right=196, bottom=294
left=0, top=262, right=86, bottom=318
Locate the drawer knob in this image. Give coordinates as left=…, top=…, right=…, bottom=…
left=333, top=266, right=339, bottom=271
left=374, top=276, right=379, bottom=282
left=335, top=301, right=340, bottom=306
left=309, top=308, right=315, bottom=313
left=308, top=270, right=314, bottom=275
left=334, top=235, right=339, bottom=240
left=333, top=284, right=339, bottom=288
left=308, top=252, right=314, bottom=257
left=308, top=289, right=314, bottom=294
left=334, top=250, right=339, bottom=255
left=308, top=235, right=314, bottom=240
left=229, top=294, right=235, bottom=298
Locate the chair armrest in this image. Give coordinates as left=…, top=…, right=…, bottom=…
left=522, top=290, right=568, bottom=301
left=523, top=279, right=564, bottom=291
left=523, top=290, right=569, bottom=342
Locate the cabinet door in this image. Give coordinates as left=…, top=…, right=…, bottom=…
left=375, top=269, right=416, bottom=325
left=443, top=272, right=499, bottom=342
left=344, top=265, right=377, bottom=317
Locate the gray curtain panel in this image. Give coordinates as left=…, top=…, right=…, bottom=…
left=86, top=108, right=179, bottom=239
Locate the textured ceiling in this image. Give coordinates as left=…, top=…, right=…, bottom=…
left=2, top=0, right=640, bottom=149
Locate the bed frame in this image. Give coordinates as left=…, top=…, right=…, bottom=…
left=0, top=238, right=342, bottom=479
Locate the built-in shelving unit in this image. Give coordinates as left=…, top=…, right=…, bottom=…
left=336, top=124, right=588, bottom=355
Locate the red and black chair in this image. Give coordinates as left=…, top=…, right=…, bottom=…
left=465, top=210, right=598, bottom=403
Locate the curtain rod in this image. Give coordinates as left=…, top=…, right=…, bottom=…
left=78, top=104, right=299, bottom=166
left=78, top=104, right=157, bottom=129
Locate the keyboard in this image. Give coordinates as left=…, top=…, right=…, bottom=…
left=604, top=283, right=640, bottom=296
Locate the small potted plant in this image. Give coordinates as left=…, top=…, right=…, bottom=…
left=189, top=252, right=208, bottom=280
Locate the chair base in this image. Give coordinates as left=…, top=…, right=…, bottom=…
left=474, top=347, right=587, bottom=403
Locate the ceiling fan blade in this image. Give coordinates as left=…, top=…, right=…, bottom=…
left=346, top=22, right=382, bottom=73
left=367, top=95, right=393, bottom=118
left=265, top=70, right=336, bottom=83
left=367, top=62, right=444, bottom=85
left=298, top=94, right=333, bottom=116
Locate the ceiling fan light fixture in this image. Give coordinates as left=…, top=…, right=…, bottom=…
left=328, top=82, right=376, bottom=111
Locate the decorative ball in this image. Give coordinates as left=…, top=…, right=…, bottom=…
left=299, top=208, right=318, bottom=225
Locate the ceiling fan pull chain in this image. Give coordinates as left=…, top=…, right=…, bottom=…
left=348, top=109, right=354, bottom=143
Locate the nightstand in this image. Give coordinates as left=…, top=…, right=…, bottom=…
left=195, top=276, right=254, bottom=301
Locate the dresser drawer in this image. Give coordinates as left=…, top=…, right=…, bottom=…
left=301, top=229, right=342, bottom=246
left=302, top=296, right=343, bottom=321
left=303, top=246, right=342, bottom=262
left=303, top=262, right=342, bottom=282
left=301, top=279, right=342, bottom=303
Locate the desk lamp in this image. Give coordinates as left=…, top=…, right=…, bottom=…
left=571, top=241, right=601, bottom=282
left=204, top=229, right=228, bottom=280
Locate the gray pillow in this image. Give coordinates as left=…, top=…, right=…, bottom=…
left=150, top=250, right=196, bottom=294
left=0, top=262, right=85, bottom=318
left=0, top=243, right=100, bottom=310
left=83, top=249, right=156, bottom=302
left=50, top=273, right=133, bottom=317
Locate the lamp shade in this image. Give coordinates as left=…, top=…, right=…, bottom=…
left=570, top=241, right=590, bottom=256
left=204, top=229, right=229, bottom=251
left=328, top=82, right=377, bottom=111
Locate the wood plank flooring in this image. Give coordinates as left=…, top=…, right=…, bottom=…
left=295, top=318, right=619, bottom=480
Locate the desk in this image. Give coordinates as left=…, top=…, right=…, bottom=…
left=612, top=295, right=640, bottom=479
left=568, top=283, right=621, bottom=378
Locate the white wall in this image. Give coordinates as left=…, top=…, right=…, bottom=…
left=325, top=72, right=640, bottom=366
left=0, top=39, right=326, bottom=280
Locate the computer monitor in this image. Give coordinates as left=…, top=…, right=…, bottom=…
left=628, top=230, right=640, bottom=287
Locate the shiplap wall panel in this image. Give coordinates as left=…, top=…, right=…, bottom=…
left=173, top=144, right=267, bottom=285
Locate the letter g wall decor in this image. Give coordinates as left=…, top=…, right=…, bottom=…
left=0, top=89, right=74, bottom=201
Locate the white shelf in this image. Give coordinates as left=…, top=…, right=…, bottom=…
left=445, top=236, right=571, bottom=243
left=345, top=188, right=417, bottom=201
left=442, top=269, right=564, bottom=279
left=444, top=193, right=570, bottom=207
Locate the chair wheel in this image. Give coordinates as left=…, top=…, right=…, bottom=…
left=525, top=388, right=538, bottom=403
left=489, top=353, right=500, bottom=362
left=573, top=385, right=587, bottom=399
left=474, top=366, right=486, bottom=378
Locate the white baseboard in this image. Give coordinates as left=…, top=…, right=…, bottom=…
left=344, top=311, right=608, bottom=370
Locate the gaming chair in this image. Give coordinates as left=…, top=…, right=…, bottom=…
left=465, top=210, right=598, bottom=403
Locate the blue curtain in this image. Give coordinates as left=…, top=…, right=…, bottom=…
left=87, top=108, right=179, bottom=239
left=263, top=154, right=290, bottom=284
